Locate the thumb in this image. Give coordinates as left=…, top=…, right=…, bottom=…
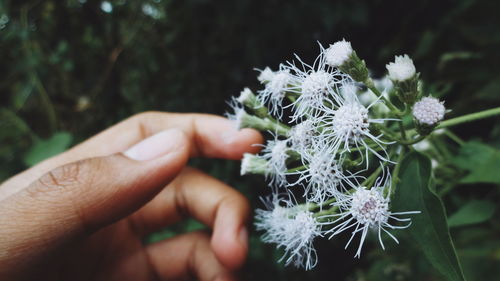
left=0, top=129, right=189, bottom=253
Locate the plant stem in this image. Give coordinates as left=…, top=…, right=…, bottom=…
left=314, top=205, right=339, bottom=220
left=437, top=107, right=500, bottom=129
left=362, top=165, right=383, bottom=187
left=307, top=197, right=337, bottom=211
left=287, top=165, right=307, bottom=173
left=390, top=146, right=406, bottom=196
left=399, top=134, right=426, bottom=145
left=398, top=121, right=407, bottom=140
left=365, top=78, right=402, bottom=115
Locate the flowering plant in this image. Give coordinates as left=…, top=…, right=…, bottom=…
left=227, top=40, right=500, bottom=279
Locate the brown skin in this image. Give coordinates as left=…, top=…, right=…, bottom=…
left=0, top=112, right=263, bottom=281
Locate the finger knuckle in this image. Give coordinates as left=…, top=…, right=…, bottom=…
left=30, top=159, right=96, bottom=199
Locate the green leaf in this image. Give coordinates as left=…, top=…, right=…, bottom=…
left=392, top=151, right=466, bottom=281
left=23, top=132, right=73, bottom=167
left=448, top=200, right=496, bottom=227
left=453, top=141, right=500, bottom=184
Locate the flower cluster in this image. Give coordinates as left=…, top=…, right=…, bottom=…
left=228, top=40, right=447, bottom=269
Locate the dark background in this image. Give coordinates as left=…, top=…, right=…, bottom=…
left=1, top=0, right=499, bottom=280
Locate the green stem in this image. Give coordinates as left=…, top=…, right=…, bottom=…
left=307, top=197, right=337, bottom=211
left=287, top=165, right=307, bottom=173
left=365, top=78, right=402, bottom=115
left=313, top=205, right=339, bottom=220
left=398, top=121, right=407, bottom=140
left=399, top=134, right=426, bottom=145
left=390, top=146, right=406, bottom=196
left=437, top=107, right=500, bottom=129
left=238, top=112, right=291, bottom=136
left=361, top=165, right=383, bottom=187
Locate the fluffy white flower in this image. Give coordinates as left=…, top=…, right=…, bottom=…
left=292, top=70, right=335, bottom=118
left=386, top=54, right=416, bottom=82
left=316, top=88, right=393, bottom=165
left=413, top=97, right=445, bottom=126
left=240, top=153, right=268, bottom=175
left=225, top=99, right=246, bottom=129
left=255, top=196, right=322, bottom=270
left=325, top=39, right=353, bottom=67
left=290, top=151, right=359, bottom=203
left=324, top=174, right=420, bottom=258
left=257, top=66, right=275, bottom=83
left=236, top=87, right=253, bottom=104
left=282, top=48, right=350, bottom=120
left=258, top=68, right=292, bottom=116
left=260, top=139, right=290, bottom=186
left=287, top=119, right=318, bottom=156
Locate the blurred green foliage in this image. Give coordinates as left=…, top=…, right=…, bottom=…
left=1, top=0, right=499, bottom=280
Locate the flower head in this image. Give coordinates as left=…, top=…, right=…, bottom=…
left=260, top=139, right=290, bottom=186
left=325, top=39, right=353, bottom=67
left=386, top=55, right=416, bottom=82
left=315, top=89, right=392, bottom=165
left=236, top=87, right=253, bottom=104
left=241, top=153, right=268, bottom=175
left=293, top=152, right=354, bottom=202
left=283, top=49, right=349, bottom=120
left=412, top=97, right=445, bottom=126
left=258, top=68, right=292, bottom=116
left=325, top=174, right=420, bottom=258
left=287, top=119, right=318, bottom=156
left=255, top=196, right=322, bottom=270
left=257, top=66, right=275, bottom=83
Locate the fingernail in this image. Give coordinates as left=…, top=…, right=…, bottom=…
left=239, top=226, right=248, bottom=247
left=124, top=129, right=185, bottom=161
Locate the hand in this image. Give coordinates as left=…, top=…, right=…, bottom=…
left=0, top=112, right=263, bottom=281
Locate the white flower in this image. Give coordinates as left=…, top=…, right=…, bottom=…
left=240, top=153, right=268, bottom=175
left=291, top=151, right=359, bottom=203
left=255, top=196, right=322, bottom=270
left=412, top=97, right=445, bottom=126
left=283, top=48, right=350, bottom=120
left=259, top=139, right=290, bottom=186
left=287, top=119, right=318, bottom=156
left=386, top=55, right=416, bottom=82
left=292, top=70, right=336, bottom=119
left=225, top=99, right=246, bottom=129
left=257, top=67, right=275, bottom=83
left=325, top=39, right=353, bottom=67
left=316, top=89, right=393, bottom=165
left=324, top=174, right=420, bottom=258
left=236, top=87, right=253, bottom=104
left=257, top=68, right=292, bottom=116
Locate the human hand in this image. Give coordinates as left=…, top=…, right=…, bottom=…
left=0, top=112, right=263, bottom=281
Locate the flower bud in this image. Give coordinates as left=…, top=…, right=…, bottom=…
left=234, top=109, right=290, bottom=135
left=257, top=67, right=275, bottom=84
left=412, top=97, right=445, bottom=135
left=325, top=39, right=368, bottom=82
left=237, top=88, right=268, bottom=117
left=386, top=55, right=419, bottom=104
left=241, top=153, right=269, bottom=175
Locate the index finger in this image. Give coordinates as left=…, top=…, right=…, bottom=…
left=69, top=111, right=263, bottom=159
left=0, top=112, right=263, bottom=199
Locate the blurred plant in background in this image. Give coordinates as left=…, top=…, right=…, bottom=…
left=0, top=0, right=499, bottom=280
